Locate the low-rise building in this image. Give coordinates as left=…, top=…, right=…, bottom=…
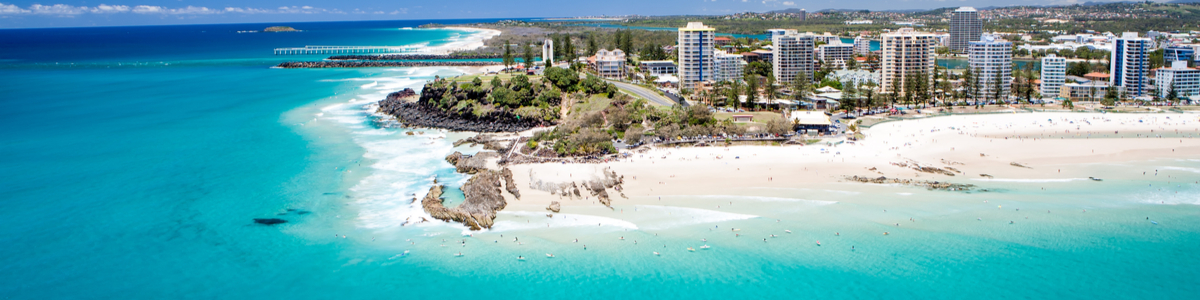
left=639, top=60, right=677, bottom=76
left=1061, top=82, right=1110, bottom=101
left=751, top=49, right=773, bottom=62
left=714, top=37, right=733, bottom=47
left=829, top=69, right=881, bottom=86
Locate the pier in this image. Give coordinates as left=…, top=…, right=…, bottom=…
left=273, top=45, right=424, bottom=55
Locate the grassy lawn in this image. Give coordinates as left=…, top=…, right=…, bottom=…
left=572, top=95, right=613, bottom=113
left=713, top=111, right=784, bottom=122
left=447, top=73, right=542, bottom=89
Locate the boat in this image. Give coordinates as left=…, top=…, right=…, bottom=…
left=687, top=247, right=695, bottom=252
left=1151, top=221, right=1159, bottom=225
left=653, top=252, right=660, bottom=256
left=785, top=230, right=792, bottom=233
left=454, top=252, right=463, bottom=257
left=816, top=241, right=821, bottom=246
left=700, top=245, right=711, bottom=249
left=517, top=256, right=525, bottom=260
left=1089, top=177, right=1103, bottom=181
left=546, top=253, right=555, bottom=258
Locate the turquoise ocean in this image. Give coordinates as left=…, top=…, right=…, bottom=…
left=2, top=20, right=1199, bottom=299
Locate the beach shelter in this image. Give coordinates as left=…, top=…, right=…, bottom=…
left=788, top=111, right=832, bottom=133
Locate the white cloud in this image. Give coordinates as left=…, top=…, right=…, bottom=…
left=0, top=3, right=30, bottom=14
left=29, top=4, right=87, bottom=14
left=131, top=5, right=163, bottom=13
left=90, top=4, right=130, bottom=13
left=782, top=1, right=795, bottom=5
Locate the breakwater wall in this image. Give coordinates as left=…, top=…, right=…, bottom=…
left=327, top=54, right=502, bottom=60
left=276, top=61, right=500, bottom=68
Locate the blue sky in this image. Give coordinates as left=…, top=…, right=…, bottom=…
left=0, top=0, right=1135, bottom=28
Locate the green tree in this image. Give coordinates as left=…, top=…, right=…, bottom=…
left=992, top=71, right=1004, bottom=105
left=1104, top=83, right=1119, bottom=106
left=792, top=71, right=812, bottom=101
left=764, top=75, right=778, bottom=109
left=522, top=42, right=535, bottom=70
left=889, top=74, right=902, bottom=107
left=502, top=41, right=514, bottom=73
left=745, top=75, right=759, bottom=109
left=970, top=68, right=983, bottom=108
left=587, top=33, right=598, bottom=56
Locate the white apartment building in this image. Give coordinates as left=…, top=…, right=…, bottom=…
left=967, top=35, right=1013, bottom=101
left=1110, top=32, right=1153, bottom=97
left=714, top=50, right=747, bottom=83
left=1156, top=61, right=1200, bottom=99
left=950, top=7, right=982, bottom=53
left=853, top=36, right=872, bottom=56
left=594, top=49, right=626, bottom=79
left=881, top=28, right=938, bottom=96
left=765, top=29, right=789, bottom=44
left=772, top=30, right=816, bottom=84
left=818, top=40, right=855, bottom=69
left=679, top=22, right=716, bottom=88
left=1040, top=54, right=1067, bottom=98
left=542, top=39, right=554, bottom=65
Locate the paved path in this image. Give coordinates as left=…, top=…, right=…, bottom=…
left=606, top=80, right=677, bottom=107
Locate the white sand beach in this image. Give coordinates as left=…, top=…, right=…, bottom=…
left=497, top=112, right=1200, bottom=226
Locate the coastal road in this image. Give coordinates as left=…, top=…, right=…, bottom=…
left=606, top=80, right=678, bottom=107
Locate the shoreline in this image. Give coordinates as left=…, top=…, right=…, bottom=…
left=492, top=112, right=1200, bottom=229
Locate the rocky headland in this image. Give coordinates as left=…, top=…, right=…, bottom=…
left=376, top=82, right=550, bottom=132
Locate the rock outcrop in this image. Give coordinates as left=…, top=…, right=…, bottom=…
left=445, top=151, right=498, bottom=174
left=546, top=201, right=561, bottom=213
left=454, top=134, right=514, bottom=152
left=843, top=175, right=976, bottom=191
left=501, top=168, right=520, bottom=199
left=253, top=218, right=287, bottom=225
left=420, top=170, right=508, bottom=230
left=528, top=167, right=625, bottom=207
left=386, top=88, right=417, bottom=101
